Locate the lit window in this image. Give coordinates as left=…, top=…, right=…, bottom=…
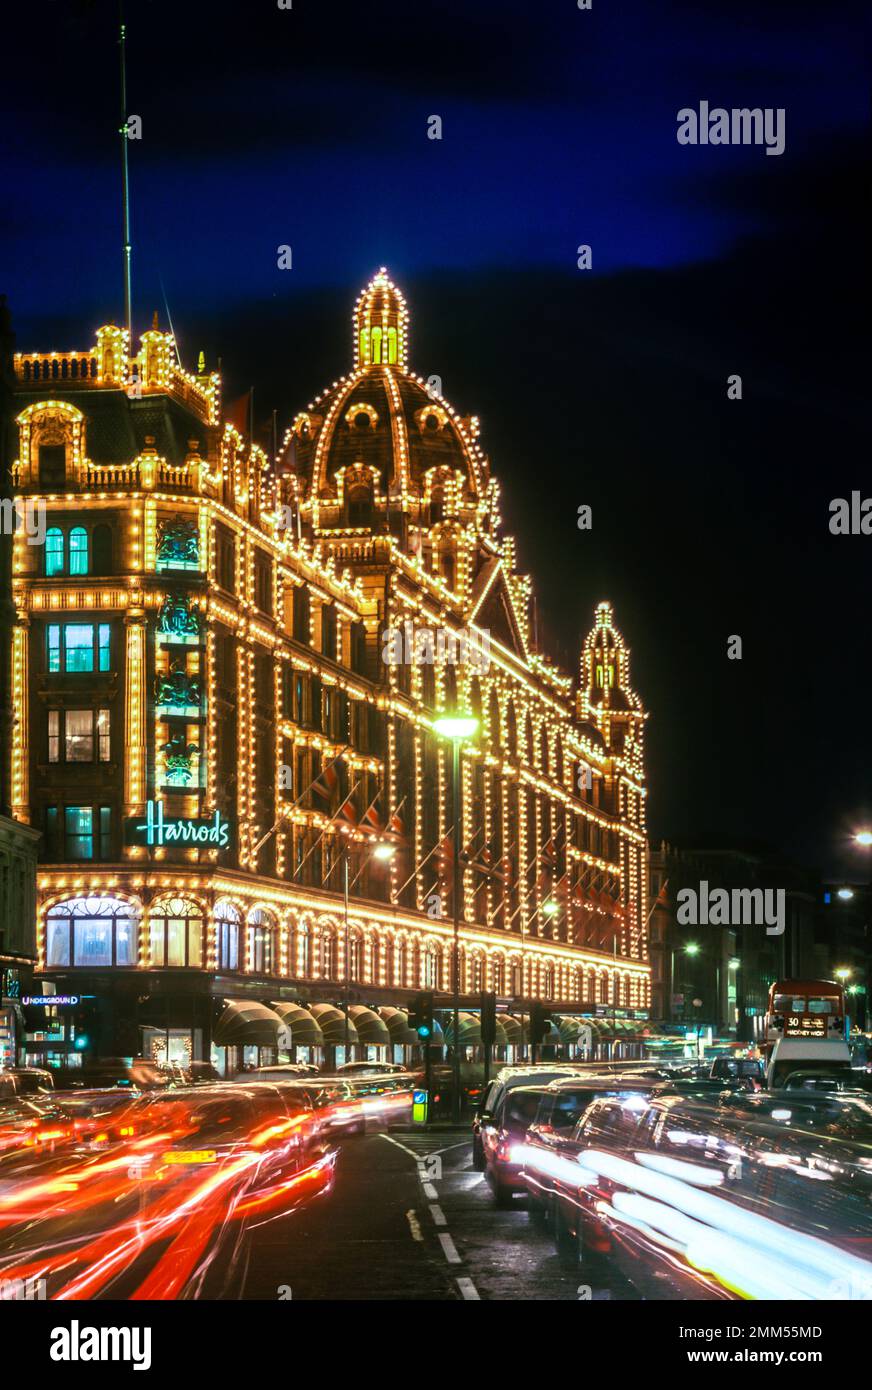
left=45, top=529, right=64, bottom=576
left=371, top=326, right=383, bottom=364
left=65, top=625, right=94, bottom=672
left=69, top=527, right=89, bottom=575
left=65, top=806, right=94, bottom=860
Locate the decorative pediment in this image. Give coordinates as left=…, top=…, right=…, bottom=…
left=467, top=557, right=528, bottom=662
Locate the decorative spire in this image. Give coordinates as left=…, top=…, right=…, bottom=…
left=353, top=268, right=408, bottom=371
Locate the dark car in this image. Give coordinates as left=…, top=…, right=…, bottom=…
left=543, top=1091, right=872, bottom=1300
left=478, top=1084, right=553, bottom=1206
left=521, top=1078, right=660, bottom=1235
left=54, top=1057, right=169, bottom=1092
left=710, top=1057, right=764, bottom=1087
left=7, top=1068, right=55, bottom=1095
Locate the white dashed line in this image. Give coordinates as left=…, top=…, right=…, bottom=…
left=438, top=1232, right=462, bottom=1264
left=406, top=1210, right=424, bottom=1241
left=429, top=1203, right=447, bottom=1226
left=456, top=1277, right=481, bottom=1300
left=422, top=1181, right=439, bottom=1200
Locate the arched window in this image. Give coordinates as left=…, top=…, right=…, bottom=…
left=299, top=923, right=312, bottom=977
left=470, top=954, right=484, bottom=991
left=247, top=907, right=276, bottom=974
left=425, top=944, right=441, bottom=989
left=347, top=483, right=373, bottom=528
left=492, top=957, right=505, bottom=995
left=543, top=963, right=555, bottom=998
left=430, top=488, right=444, bottom=524
left=321, top=929, right=336, bottom=980
left=371, top=326, right=383, bottom=364
left=386, top=326, right=398, bottom=364
left=39, top=442, right=66, bottom=488
left=46, top=895, right=138, bottom=968
left=396, top=938, right=407, bottom=987
left=69, top=527, right=89, bottom=575
left=349, top=932, right=363, bottom=981
left=150, top=897, right=204, bottom=968
left=371, top=936, right=381, bottom=985
left=45, top=528, right=64, bottom=577
left=215, top=899, right=241, bottom=971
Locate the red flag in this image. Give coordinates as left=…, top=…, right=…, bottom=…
left=361, top=797, right=384, bottom=832
left=311, top=763, right=339, bottom=803
left=388, top=808, right=405, bottom=837
left=653, top=881, right=669, bottom=908
left=540, top=838, right=556, bottom=868
left=335, top=796, right=358, bottom=827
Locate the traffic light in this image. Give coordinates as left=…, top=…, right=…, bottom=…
left=408, top=991, right=434, bottom=1040
left=529, top=1001, right=552, bottom=1046
left=480, top=991, right=497, bottom=1047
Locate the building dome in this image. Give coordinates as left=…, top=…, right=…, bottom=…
left=285, top=270, right=489, bottom=511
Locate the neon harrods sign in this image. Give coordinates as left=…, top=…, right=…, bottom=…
left=126, top=801, right=232, bottom=850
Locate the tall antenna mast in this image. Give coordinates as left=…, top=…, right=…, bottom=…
left=118, top=7, right=132, bottom=345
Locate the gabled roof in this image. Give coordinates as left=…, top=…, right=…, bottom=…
left=467, top=556, right=528, bottom=662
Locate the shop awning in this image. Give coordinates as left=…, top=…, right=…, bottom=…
left=378, top=1007, right=418, bottom=1045
left=348, top=1005, right=390, bottom=1044
left=271, top=1002, right=324, bottom=1047
left=443, top=1010, right=508, bottom=1047
left=499, top=1013, right=525, bottom=1044
left=214, top=1000, right=282, bottom=1047
left=555, top=1015, right=595, bottom=1044
left=309, top=1003, right=359, bottom=1045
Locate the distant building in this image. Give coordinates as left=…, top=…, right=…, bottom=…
left=819, top=881, right=871, bottom=1030
left=648, top=840, right=821, bottom=1042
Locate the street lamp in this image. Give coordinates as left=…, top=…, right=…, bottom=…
left=433, top=712, right=479, bottom=1124
left=670, top=941, right=700, bottom=1030
left=835, top=967, right=851, bottom=980
left=837, top=888, right=855, bottom=901
left=854, top=831, right=872, bottom=846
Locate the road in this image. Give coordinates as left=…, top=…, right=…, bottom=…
left=236, top=1128, right=641, bottom=1301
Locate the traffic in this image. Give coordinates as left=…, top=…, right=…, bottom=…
left=0, top=976, right=870, bottom=1302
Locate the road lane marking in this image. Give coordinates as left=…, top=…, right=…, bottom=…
left=422, top=1181, right=439, bottom=1199
left=438, top=1232, right=462, bottom=1264
left=406, top=1210, right=424, bottom=1241
left=380, top=1135, right=421, bottom=1160
left=430, top=1141, right=472, bottom=1156
left=429, top=1203, right=447, bottom=1226
left=456, top=1277, right=480, bottom=1300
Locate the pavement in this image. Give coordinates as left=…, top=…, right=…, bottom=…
left=235, top=1127, right=641, bottom=1301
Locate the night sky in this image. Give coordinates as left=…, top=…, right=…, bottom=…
left=2, top=0, right=869, bottom=875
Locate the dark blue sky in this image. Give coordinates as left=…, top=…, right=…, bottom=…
left=2, top=0, right=870, bottom=875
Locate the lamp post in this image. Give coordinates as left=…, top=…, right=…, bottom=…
left=433, top=713, right=479, bottom=1125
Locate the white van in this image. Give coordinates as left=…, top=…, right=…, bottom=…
left=767, top=1037, right=853, bottom=1089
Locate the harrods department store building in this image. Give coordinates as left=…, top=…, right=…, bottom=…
left=8, top=271, right=650, bottom=1070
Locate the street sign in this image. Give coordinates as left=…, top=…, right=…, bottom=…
left=412, top=1089, right=428, bottom=1124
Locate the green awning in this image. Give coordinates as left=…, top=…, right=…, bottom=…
left=271, top=1001, right=324, bottom=1047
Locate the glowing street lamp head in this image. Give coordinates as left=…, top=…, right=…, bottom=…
left=542, top=898, right=559, bottom=918
left=835, top=967, right=852, bottom=980
left=433, top=714, right=479, bottom=740
left=372, top=842, right=395, bottom=861
left=855, top=831, right=872, bottom=847
left=684, top=942, right=700, bottom=956
left=837, top=887, right=854, bottom=900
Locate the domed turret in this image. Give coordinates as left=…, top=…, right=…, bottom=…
left=353, top=267, right=408, bottom=371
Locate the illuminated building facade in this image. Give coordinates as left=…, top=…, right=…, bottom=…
left=11, top=272, right=649, bottom=1068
